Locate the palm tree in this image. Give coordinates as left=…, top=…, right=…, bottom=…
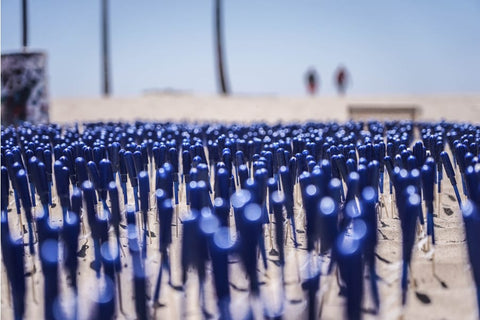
left=101, top=0, right=111, bottom=96
left=22, top=0, right=28, bottom=50
left=214, top=0, right=229, bottom=95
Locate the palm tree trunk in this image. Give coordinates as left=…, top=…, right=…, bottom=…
left=214, top=0, right=229, bottom=95
left=22, top=0, right=28, bottom=50
left=101, top=0, right=111, bottom=96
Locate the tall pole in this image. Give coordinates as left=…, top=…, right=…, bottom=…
left=214, top=0, right=229, bottom=95
left=22, top=0, right=28, bottom=50
left=101, top=0, right=111, bottom=96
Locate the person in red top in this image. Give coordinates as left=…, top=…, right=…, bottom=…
left=334, top=65, right=350, bottom=96
left=305, top=68, right=319, bottom=95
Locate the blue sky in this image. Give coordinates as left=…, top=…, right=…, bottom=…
left=2, top=1, right=480, bottom=97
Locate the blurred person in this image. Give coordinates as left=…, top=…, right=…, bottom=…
left=334, top=65, right=350, bottom=96
left=305, top=68, right=318, bottom=95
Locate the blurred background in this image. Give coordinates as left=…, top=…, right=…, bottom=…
left=2, top=0, right=480, bottom=98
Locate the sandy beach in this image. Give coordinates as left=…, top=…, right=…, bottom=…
left=50, top=93, right=480, bottom=123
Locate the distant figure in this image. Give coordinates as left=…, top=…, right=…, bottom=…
left=334, top=65, right=350, bottom=95
left=305, top=68, right=318, bottom=95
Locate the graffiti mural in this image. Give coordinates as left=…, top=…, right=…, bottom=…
left=1, top=52, right=49, bottom=125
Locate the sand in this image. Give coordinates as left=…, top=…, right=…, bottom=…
left=2, top=93, right=480, bottom=320
left=50, top=93, right=480, bottom=123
